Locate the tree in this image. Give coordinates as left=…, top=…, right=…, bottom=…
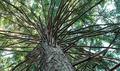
left=0, top=0, right=120, bottom=71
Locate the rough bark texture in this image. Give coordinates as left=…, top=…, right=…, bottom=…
left=39, top=42, right=75, bottom=71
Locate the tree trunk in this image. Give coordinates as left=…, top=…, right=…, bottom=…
left=39, top=42, right=75, bottom=71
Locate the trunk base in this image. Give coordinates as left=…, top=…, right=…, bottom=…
left=39, top=42, right=74, bottom=71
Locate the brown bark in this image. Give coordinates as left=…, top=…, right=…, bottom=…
left=12, top=42, right=75, bottom=71
left=39, top=42, right=75, bottom=71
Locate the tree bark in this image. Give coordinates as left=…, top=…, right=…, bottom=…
left=39, top=42, right=75, bottom=71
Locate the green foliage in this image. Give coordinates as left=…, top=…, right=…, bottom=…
left=0, top=0, right=120, bottom=71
